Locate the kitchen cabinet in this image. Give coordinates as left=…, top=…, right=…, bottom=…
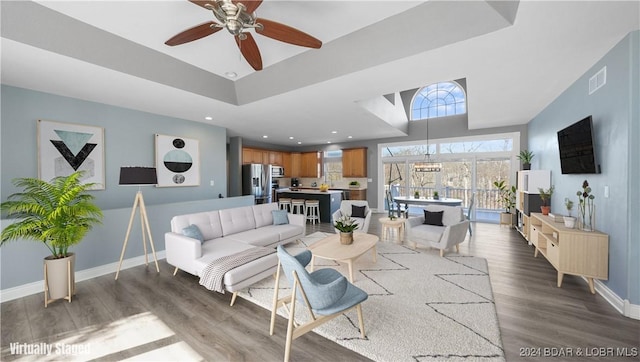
left=242, top=148, right=265, bottom=164
left=348, top=189, right=367, bottom=200
left=342, top=148, right=367, bottom=177
left=282, top=153, right=292, bottom=176
left=300, top=152, right=322, bottom=178
left=269, top=151, right=283, bottom=166
left=290, top=153, right=302, bottom=177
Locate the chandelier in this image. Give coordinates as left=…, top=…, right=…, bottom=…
left=414, top=119, right=441, bottom=172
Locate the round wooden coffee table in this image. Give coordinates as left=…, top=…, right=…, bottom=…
left=307, top=233, right=378, bottom=282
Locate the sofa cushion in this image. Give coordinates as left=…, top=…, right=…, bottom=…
left=423, top=210, right=444, bottom=226
left=182, top=224, right=204, bottom=243
left=252, top=203, right=278, bottom=228
left=351, top=205, right=367, bottom=218
left=272, top=210, right=289, bottom=225
left=224, top=229, right=280, bottom=247
left=219, top=206, right=257, bottom=236
left=171, top=211, right=223, bottom=241
left=411, top=224, right=445, bottom=243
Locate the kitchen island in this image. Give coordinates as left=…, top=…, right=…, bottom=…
left=276, top=189, right=342, bottom=223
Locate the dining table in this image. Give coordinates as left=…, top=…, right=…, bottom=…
left=393, top=196, right=463, bottom=216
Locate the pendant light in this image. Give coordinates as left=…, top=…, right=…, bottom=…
left=414, top=119, right=442, bottom=172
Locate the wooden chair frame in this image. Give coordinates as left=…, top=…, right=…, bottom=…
left=269, top=260, right=366, bottom=362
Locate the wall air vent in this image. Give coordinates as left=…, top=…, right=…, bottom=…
left=589, top=66, right=606, bottom=95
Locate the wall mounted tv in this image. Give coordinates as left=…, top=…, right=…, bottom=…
left=557, top=115, right=600, bottom=174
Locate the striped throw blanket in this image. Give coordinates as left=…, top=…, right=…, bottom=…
left=199, top=247, right=275, bottom=293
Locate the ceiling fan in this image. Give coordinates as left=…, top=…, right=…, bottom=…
left=165, top=0, right=322, bottom=71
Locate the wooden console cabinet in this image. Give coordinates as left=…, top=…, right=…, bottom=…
left=529, top=213, right=608, bottom=294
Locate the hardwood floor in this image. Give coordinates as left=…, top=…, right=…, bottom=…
left=2, top=216, right=638, bottom=361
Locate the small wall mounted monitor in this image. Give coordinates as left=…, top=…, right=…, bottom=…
left=557, top=115, right=600, bottom=174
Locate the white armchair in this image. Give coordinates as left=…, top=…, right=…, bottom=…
left=405, top=205, right=469, bottom=256
left=331, top=200, right=372, bottom=234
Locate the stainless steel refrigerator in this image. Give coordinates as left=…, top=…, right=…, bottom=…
left=242, top=164, right=272, bottom=204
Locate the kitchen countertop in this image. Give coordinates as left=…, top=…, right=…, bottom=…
left=277, top=189, right=343, bottom=195
left=292, top=186, right=367, bottom=191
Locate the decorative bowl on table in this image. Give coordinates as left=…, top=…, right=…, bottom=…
left=319, top=184, right=330, bottom=192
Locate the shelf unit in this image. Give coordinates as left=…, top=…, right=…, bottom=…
left=529, top=213, right=608, bottom=294
left=515, top=170, right=551, bottom=241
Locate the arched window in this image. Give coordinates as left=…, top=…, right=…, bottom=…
left=410, top=81, right=466, bottom=120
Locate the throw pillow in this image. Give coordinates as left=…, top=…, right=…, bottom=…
left=423, top=210, right=444, bottom=226
left=272, top=210, right=290, bottom=225
left=351, top=205, right=367, bottom=218
left=182, top=224, right=204, bottom=243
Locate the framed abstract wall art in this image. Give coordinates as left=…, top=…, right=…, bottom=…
left=155, top=134, right=200, bottom=187
left=37, top=119, right=105, bottom=190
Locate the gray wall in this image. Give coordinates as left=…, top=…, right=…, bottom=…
left=527, top=31, right=638, bottom=304
left=0, top=85, right=237, bottom=290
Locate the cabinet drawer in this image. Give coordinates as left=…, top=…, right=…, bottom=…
left=548, top=241, right=560, bottom=268
left=530, top=226, right=539, bottom=247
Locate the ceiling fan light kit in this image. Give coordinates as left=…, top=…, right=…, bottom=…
left=166, top=0, right=322, bottom=71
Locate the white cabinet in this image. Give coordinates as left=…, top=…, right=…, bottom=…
left=517, top=170, right=551, bottom=193
left=516, top=170, right=551, bottom=241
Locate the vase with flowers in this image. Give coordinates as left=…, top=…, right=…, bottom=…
left=577, top=180, right=595, bottom=231
left=334, top=215, right=359, bottom=245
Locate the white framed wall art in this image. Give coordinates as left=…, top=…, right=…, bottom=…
left=37, top=119, right=105, bottom=190
left=155, top=134, right=200, bottom=187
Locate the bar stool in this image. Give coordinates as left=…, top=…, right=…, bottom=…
left=305, top=200, right=320, bottom=225
left=291, top=199, right=306, bottom=215
left=278, top=198, right=292, bottom=213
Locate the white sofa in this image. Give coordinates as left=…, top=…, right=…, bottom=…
left=165, top=202, right=304, bottom=305
left=331, top=200, right=372, bottom=233
left=405, top=205, right=469, bottom=256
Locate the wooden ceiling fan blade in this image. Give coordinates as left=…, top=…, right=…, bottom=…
left=255, top=18, right=322, bottom=49
left=235, top=33, right=263, bottom=71
left=165, top=22, right=221, bottom=46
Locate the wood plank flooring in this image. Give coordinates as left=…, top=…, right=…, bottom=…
left=2, top=216, right=638, bottom=361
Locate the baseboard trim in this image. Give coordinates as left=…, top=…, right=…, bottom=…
left=0, top=251, right=166, bottom=303
left=590, top=277, right=640, bottom=320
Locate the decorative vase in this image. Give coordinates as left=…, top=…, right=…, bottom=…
left=563, top=216, right=576, bottom=229
left=340, top=232, right=354, bottom=245
left=540, top=205, right=551, bottom=215
left=523, top=163, right=531, bottom=170
left=579, top=203, right=595, bottom=231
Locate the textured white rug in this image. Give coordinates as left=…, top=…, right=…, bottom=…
left=239, top=232, right=505, bottom=362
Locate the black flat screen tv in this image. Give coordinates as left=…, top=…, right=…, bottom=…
left=557, top=115, right=600, bottom=174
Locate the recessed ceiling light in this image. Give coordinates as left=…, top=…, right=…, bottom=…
left=331, top=130, right=338, bottom=134
left=289, top=136, right=294, bottom=140
left=327, top=141, right=331, bottom=144
left=205, top=116, right=213, bottom=121
left=297, top=141, right=302, bottom=145
left=225, top=72, right=237, bottom=78
left=348, top=136, right=353, bottom=139
left=262, top=135, right=268, bottom=138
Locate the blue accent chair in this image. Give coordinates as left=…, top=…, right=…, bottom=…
left=270, top=245, right=368, bottom=362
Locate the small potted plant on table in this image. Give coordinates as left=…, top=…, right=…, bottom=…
left=414, top=191, right=420, bottom=199
left=432, top=191, right=439, bottom=200
left=538, top=186, right=554, bottom=215
left=334, top=215, right=359, bottom=245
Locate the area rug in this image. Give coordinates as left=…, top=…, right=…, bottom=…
left=238, top=232, right=505, bottom=362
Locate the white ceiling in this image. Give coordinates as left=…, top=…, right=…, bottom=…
left=2, top=1, right=639, bottom=146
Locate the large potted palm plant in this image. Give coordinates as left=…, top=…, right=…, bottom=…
left=1, top=171, right=103, bottom=306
